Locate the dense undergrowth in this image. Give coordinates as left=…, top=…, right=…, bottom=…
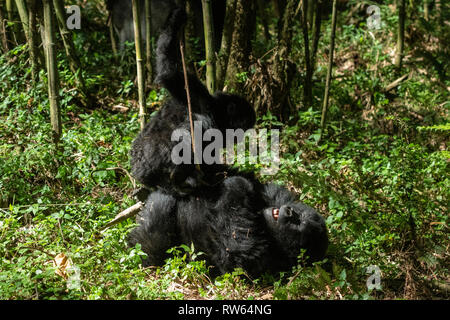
left=0, top=1, right=448, bottom=299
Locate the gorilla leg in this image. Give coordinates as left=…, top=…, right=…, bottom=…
left=127, top=191, right=178, bottom=266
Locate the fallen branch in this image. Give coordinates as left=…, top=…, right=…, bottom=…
left=383, top=73, right=409, bottom=92
left=100, top=202, right=144, bottom=231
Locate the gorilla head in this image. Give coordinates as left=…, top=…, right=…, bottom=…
left=263, top=202, right=328, bottom=265
left=260, top=182, right=328, bottom=266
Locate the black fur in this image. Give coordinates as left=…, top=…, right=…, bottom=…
left=128, top=176, right=329, bottom=277
left=130, top=8, right=256, bottom=195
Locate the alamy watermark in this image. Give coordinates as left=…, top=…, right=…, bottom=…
left=66, top=5, right=81, bottom=30
left=366, top=265, right=382, bottom=291
left=367, top=5, right=381, bottom=30
left=171, top=121, right=280, bottom=175
left=66, top=265, right=81, bottom=290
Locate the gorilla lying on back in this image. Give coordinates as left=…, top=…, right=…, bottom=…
left=130, top=8, right=256, bottom=195
left=128, top=176, right=328, bottom=277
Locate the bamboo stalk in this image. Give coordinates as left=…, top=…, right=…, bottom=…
left=14, top=0, right=29, bottom=40
left=108, top=15, right=118, bottom=56
left=310, top=0, right=322, bottom=72
left=307, top=0, right=314, bottom=27
left=6, top=0, right=21, bottom=46
left=0, top=4, right=10, bottom=52
left=43, top=0, right=61, bottom=143
left=52, top=0, right=80, bottom=71
left=27, top=0, right=38, bottom=83
left=216, top=0, right=236, bottom=90
left=132, top=0, right=146, bottom=130
left=319, top=0, right=337, bottom=143
left=394, top=0, right=405, bottom=69
left=424, top=0, right=429, bottom=21
left=201, top=0, right=216, bottom=93
left=52, top=0, right=90, bottom=105
left=145, top=0, right=152, bottom=82
left=301, top=0, right=312, bottom=107
left=6, top=0, right=13, bottom=20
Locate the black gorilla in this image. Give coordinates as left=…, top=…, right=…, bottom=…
left=128, top=176, right=329, bottom=277
left=130, top=8, right=256, bottom=195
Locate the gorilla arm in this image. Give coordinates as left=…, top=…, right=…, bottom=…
left=155, top=8, right=212, bottom=112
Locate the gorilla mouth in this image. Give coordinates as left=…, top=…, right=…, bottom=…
left=272, top=208, right=279, bottom=221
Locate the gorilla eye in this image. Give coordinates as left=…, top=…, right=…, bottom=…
left=285, top=207, right=293, bottom=217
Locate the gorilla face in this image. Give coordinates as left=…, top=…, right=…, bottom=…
left=263, top=202, right=328, bottom=263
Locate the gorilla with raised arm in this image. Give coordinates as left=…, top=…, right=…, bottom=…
left=127, top=176, right=329, bottom=277
left=130, top=8, right=256, bottom=196
left=128, top=7, right=328, bottom=277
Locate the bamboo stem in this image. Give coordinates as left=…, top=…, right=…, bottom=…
left=14, top=0, right=29, bottom=39
left=201, top=0, right=216, bottom=93
left=53, top=0, right=90, bottom=105
left=132, top=0, right=146, bottom=130
left=310, top=0, right=322, bottom=71
left=319, top=0, right=337, bottom=143
left=108, top=12, right=118, bottom=55
left=216, top=0, right=236, bottom=90
left=6, top=0, right=13, bottom=22
left=43, top=0, right=61, bottom=143
left=301, top=0, right=312, bottom=107
left=394, top=0, right=405, bottom=69
left=0, top=3, right=10, bottom=52
left=27, top=0, right=38, bottom=83
left=6, top=0, right=16, bottom=44
left=145, top=0, right=152, bottom=82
